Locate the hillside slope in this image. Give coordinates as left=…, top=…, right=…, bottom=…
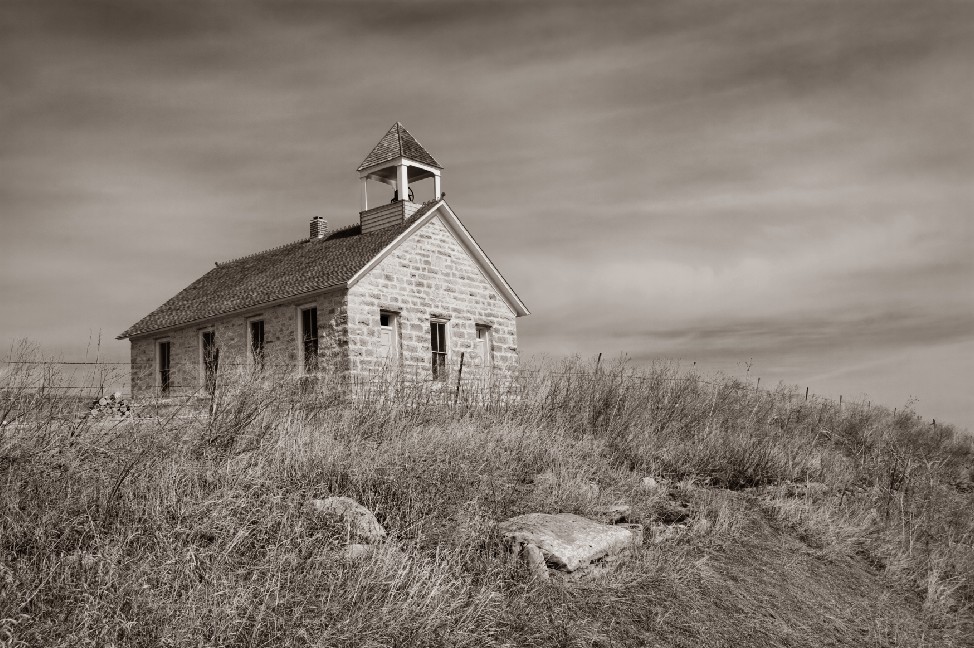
left=1, top=358, right=972, bottom=646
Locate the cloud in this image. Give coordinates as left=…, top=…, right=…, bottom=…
left=0, top=0, right=971, bottom=425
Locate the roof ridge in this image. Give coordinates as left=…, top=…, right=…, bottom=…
left=330, top=222, right=360, bottom=234
left=216, top=238, right=306, bottom=266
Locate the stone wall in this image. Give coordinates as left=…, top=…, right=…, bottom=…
left=346, top=214, right=519, bottom=382
left=129, top=289, right=348, bottom=399
left=128, top=211, right=523, bottom=398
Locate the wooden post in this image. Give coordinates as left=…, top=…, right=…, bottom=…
left=396, top=164, right=408, bottom=203
left=595, top=352, right=602, bottom=372
left=454, top=351, right=465, bottom=406
left=209, top=349, right=220, bottom=417
left=839, top=394, right=842, bottom=412
left=756, top=377, right=760, bottom=390
left=805, top=387, right=809, bottom=402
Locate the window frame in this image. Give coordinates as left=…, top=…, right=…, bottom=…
left=248, top=318, right=266, bottom=373
left=298, top=304, right=319, bottom=375
left=430, top=318, right=448, bottom=381
left=379, top=310, right=400, bottom=363
left=475, top=324, right=492, bottom=369
left=156, top=338, right=172, bottom=395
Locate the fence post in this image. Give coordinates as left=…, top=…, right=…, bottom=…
left=454, top=352, right=465, bottom=407
left=209, top=349, right=220, bottom=417
left=805, top=387, right=809, bottom=402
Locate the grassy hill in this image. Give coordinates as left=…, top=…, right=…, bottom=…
left=1, top=355, right=972, bottom=647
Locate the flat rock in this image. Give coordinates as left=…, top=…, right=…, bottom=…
left=498, top=513, right=634, bottom=572
left=640, top=476, right=660, bottom=490
left=309, top=496, right=387, bottom=544
left=522, top=543, right=549, bottom=580
left=321, top=542, right=406, bottom=565
left=615, top=522, right=644, bottom=546
left=342, top=543, right=374, bottom=560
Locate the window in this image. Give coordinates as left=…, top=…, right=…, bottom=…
left=157, top=340, right=171, bottom=395
left=476, top=324, right=492, bottom=368
left=379, top=311, right=399, bottom=362
left=201, top=330, right=217, bottom=392
left=249, top=320, right=265, bottom=372
left=430, top=319, right=447, bottom=380
left=301, top=306, right=318, bottom=373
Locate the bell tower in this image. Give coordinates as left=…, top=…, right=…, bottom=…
left=357, top=122, right=442, bottom=233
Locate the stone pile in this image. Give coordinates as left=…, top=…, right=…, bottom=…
left=88, top=392, right=132, bottom=418
left=307, top=475, right=702, bottom=582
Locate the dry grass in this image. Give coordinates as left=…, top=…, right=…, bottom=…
left=1, top=351, right=972, bottom=646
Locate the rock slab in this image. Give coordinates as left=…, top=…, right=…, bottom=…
left=309, top=496, right=387, bottom=543
left=499, top=513, right=635, bottom=572
left=641, top=476, right=660, bottom=490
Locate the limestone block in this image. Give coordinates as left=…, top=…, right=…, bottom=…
left=641, top=476, right=660, bottom=490
left=615, top=523, right=644, bottom=546
left=341, top=543, right=373, bottom=560
left=522, top=543, right=549, bottom=581
left=498, top=513, right=634, bottom=573
left=309, top=496, right=387, bottom=544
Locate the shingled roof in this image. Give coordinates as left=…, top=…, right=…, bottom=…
left=118, top=202, right=439, bottom=339
left=357, top=122, right=441, bottom=172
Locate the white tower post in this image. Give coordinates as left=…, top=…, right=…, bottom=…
left=396, top=163, right=409, bottom=202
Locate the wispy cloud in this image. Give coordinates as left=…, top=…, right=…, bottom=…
left=0, top=1, right=971, bottom=425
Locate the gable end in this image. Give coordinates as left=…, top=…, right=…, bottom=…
left=347, top=201, right=529, bottom=317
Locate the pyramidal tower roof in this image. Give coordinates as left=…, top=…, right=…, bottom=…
left=357, top=122, right=442, bottom=172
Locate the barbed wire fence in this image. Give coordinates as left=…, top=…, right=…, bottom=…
left=1, top=351, right=940, bottom=429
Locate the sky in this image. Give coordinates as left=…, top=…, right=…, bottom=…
left=1, top=1, right=972, bottom=428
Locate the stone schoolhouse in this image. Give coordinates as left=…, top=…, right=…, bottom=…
left=118, top=123, right=529, bottom=398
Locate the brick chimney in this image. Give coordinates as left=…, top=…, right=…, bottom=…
left=310, top=216, right=328, bottom=239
